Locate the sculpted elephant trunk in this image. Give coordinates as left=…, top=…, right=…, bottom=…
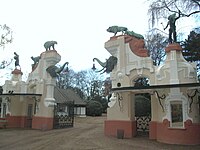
left=46, top=62, right=69, bottom=78
left=93, top=58, right=107, bottom=68
left=55, top=62, right=69, bottom=74
left=93, top=56, right=118, bottom=74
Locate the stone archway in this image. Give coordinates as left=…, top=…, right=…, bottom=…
left=131, top=76, right=151, bottom=136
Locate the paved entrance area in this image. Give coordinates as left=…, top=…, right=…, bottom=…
left=0, top=115, right=200, bottom=150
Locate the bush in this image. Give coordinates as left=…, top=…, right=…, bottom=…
left=86, top=101, right=103, bottom=116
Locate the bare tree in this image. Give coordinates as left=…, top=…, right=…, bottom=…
left=0, top=24, right=12, bottom=47
left=148, top=0, right=200, bottom=27
left=0, top=24, right=13, bottom=69
left=146, top=29, right=168, bottom=66
left=56, top=68, right=105, bottom=100
left=56, top=68, right=76, bottom=89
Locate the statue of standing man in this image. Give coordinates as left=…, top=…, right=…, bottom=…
left=164, top=11, right=181, bottom=43
left=14, top=52, right=20, bottom=68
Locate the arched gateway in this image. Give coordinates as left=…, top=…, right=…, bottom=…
left=104, top=35, right=200, bottom=145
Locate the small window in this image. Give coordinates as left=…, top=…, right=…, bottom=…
left=171, top=101, right=183, bottom=128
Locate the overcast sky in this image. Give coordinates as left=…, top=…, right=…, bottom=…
left=0, top=0, right=196, bottom=84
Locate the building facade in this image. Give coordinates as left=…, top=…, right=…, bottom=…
left=0, top=50, right=86, bottom=130
left=104, top=35, right=200, bottom=145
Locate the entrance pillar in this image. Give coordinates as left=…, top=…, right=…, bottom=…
left=105, top=92, right=137, bottom=138
left=29, top=50, right=61, bottom=130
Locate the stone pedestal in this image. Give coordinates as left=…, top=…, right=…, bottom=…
left=11, top=69, right=23, bottom=81
left=44, top=78, right=56, bottom=107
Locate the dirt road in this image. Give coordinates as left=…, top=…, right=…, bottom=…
left=0, top=115, right=200, bottom=150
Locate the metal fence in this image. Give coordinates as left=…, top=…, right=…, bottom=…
left=54, top=102, right=74, bottom=129
left=135, top=116, right=151, bottom=132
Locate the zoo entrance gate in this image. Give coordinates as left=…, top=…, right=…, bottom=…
left=53, top=101, right=74, bottom=129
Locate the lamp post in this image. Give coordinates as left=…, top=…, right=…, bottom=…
left=63, top=62, right=69, bottom=73
left=91, top=59, right=96, bottom=71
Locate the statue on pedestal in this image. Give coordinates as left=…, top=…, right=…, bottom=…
left=164, top=11, right=181, bottom=43
left=31, top=56, right=41, bottom=69
left=44, top=41, right=57, bottom=51
left=14, top=52, right=20, bottom=68
left=107, top=26, right=128, bottom=36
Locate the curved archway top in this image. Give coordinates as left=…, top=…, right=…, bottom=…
left=128, top=68, right=155, bottom=86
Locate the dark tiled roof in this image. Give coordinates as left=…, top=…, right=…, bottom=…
left=54, top=87, right=86, bottom=106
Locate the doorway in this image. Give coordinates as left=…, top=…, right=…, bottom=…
left=133, top=77, right=151, bottom=136
left=26, top=104, right=33, bottom=128
left=135, top=94, right=151, bottom=136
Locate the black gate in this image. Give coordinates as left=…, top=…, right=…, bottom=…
left=53, top=101, right=74, bottom=129
left=136, top=116, right=151, bottom=135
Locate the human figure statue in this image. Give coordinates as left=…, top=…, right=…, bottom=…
left=14, top=52, right=20, bottom=68
left=164, top=11, right=181, bottom=43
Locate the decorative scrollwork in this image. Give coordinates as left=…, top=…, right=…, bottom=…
left=187, top=89, right=200, bottom=112
left=5, top=97, right=11, bottom=112
left=153, top=90, right=166, bottom=112
left=32, top=96, right=40, bottom=114
left=116, top=92, right=123, bottom=111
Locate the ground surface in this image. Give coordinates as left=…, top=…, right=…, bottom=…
left=0, top=115, right=200, bottom=150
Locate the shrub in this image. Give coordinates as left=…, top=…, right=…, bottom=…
left=86, top=101, right=103, bottom=116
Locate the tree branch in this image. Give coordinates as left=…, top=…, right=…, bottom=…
left=163, top=0, right=179, bottom=14
left=192, top=0, right=200, bottom=8
left=182, top=10, right=200, bottom=17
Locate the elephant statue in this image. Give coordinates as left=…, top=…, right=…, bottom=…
left=93, top=56, right=118, bottom=74
left=44, top=41, right=57, bottom=51
left=46, top=62, right=69, bottom=78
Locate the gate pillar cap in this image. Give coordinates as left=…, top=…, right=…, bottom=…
left=165, top=43, right=182, bottom=52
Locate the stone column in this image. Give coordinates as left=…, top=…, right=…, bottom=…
left=31, top=50, right=61, bottom=130
left=41, top=50, right=61, bottom=107
left=104, top=36, right=137, bottom=138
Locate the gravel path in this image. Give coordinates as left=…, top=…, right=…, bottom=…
left=0, top=115, right=200, bottom=150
